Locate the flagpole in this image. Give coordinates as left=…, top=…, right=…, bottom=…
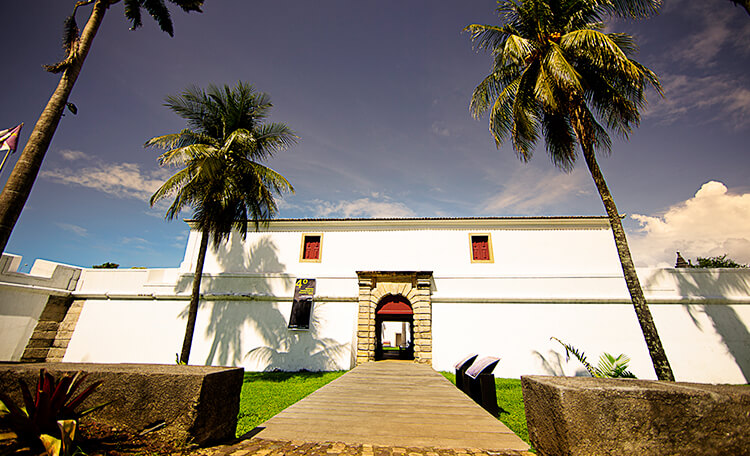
left=0, top=149, right=11, bottom=175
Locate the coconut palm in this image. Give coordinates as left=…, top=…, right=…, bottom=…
left=0, top=0, right=204, bottom=254
left=147, top=82, right=296, bottom=364
left=466, top=0, right=675, bottom=380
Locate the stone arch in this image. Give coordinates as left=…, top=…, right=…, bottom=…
left=356, top=271, right=432, bottom=365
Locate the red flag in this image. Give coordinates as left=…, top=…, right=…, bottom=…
left=0, top=123, right=23, bottom=153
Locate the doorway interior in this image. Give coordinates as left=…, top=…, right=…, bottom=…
left=375, top=295, right=414, bottom=361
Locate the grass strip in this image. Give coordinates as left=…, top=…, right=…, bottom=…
left=236, top=370, right=345, bottom=437
left=440, top=372, right=529, bottom=445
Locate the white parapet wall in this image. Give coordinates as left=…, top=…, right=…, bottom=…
left=0, top=254, right=81, bottom=361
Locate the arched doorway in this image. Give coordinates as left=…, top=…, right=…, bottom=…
left=375, top=295, right=414, bottom=361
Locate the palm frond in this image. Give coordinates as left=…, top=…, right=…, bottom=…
left=168, top=0, right=203, bottom=13
left=123, top=0, right=143, bottom=30
left=464, top=23, right=512, bottom=52
left=141, top=0, right=174, bottom=36
left=253, top=123, right=299, bottom=156
left=551, top=337, right=598, bottom=377
left=62, top=15, right=79, bottom=53
left=488, top=77, right=522, bottom=148
left=542, top=110, right=577, bottom=171
left=597, top=0, right=661, bottom=19
left=544, top=43, right=582, bottom=93
left=598, top=353, right=637, bottom=378
left=503, top=34, right=534, bottom=64
left=510, top=62, right=542, bottom=160
left=561, top=29, right=640, bottom=80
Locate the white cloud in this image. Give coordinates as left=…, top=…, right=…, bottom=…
left=42, top=162, right=171, bottom=201
left=430, top=121, right=451, bottom=137
left=646, top=73, right=750, bottom=129
left=59, top=149, right=89, bottom=161
left=629, top=181, right=750, bottom=267
left=313, top=197, right=415, bottom=218
left=482, top=166, right=591, bottom=213
left=56, top=222, right=88, bottom=237
left=670, top=4, right=734, bottom=67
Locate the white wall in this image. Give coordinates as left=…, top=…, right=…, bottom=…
left=8, top=219, right=749, bottom=383
left=431, top=301, right=750, bottom=384
left=0, top=254, right=81, bottom=361
left=64, top=297, right=357, bottom=371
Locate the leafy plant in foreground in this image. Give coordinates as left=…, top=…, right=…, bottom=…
left=552, top=337, right=637, bottom=379
left=0, top=368, right=110, bottom=456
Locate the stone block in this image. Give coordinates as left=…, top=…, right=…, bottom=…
left=31, top=330, right=58, bottom=341
left=46, top=348, right=67, bottom=359
left=521, top=376, right=750, bottom=456
left=0, top=363, right=243, bottom=447
left=413, top=313, right=430, bottom=320
left=55, top=330, right=75, bottom=339
left=34, top=321, right=60, bottom=332
left=21, top=348, right=50, bottom=359
left=51, top=338, right=70, bottom=349
left=59, top=319, right=80, bottom=331
left=25, top=338, right=53, bottom=348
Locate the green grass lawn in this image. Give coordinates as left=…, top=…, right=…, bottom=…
left=235, top=371, right=345, bottom=437
left=440, top=372, right=529, bottom=445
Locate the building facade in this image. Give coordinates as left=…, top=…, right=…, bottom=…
left=2, top=217, right=749, bottom=384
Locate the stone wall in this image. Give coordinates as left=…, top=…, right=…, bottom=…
left=521, top=375, right=750, bottom=456
left=0, top=363, right=244, bottom=446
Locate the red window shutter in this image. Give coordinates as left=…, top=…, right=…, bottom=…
left=303, top=236, right=321, bottom=260
left=472, top=236, right=489, bottom=261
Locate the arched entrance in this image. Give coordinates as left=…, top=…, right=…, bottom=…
left=375, top=295, right=414, bottom=361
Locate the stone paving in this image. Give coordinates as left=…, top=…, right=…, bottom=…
left=190, top=438, right=534, bottom=456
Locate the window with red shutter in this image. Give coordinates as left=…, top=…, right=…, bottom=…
left=470, top=234, right=493, bottom=262
left=301, top=235, right=322, bottom=261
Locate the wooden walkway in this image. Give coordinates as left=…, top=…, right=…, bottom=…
left=253, top=361, right=529, bottom=452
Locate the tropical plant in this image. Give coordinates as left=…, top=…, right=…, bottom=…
left=465, top=0, right=674, bottom=381
left=0, top=368, right=110, bottom=456
left=0, top=0, right=204, bottom=255
left=92, top=262, right=119, bottom=269
left=552, top=337, right=636, bottom=378
left=694, top=254, right=747, bottom=269
left=147, top=82, right=296, bottom=364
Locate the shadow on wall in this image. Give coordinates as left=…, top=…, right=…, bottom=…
left=246, top=309, right=350, bottom=372
left=174, top=234, right=348, bottom=370
left=645, top=270, right=750, bottom=383
left=533, top=350, right=589, bottom=377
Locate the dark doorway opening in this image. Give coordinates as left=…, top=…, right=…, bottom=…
left=375, top=295, right=414, bottom=361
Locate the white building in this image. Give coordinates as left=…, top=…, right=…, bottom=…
left=2, top=217, right=749, bottom=384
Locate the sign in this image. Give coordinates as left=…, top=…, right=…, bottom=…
left=466, top=356, right=500, bottom=379
left=294, top=278, right=316, bottom=300
left=290, top=278, right=316, bottom=329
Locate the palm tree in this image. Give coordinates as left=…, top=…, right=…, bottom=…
left=466, top=0, right=675, bottom=381
left=147, top=82, right=296, bottom=364
left=0, top=0, right=204, bottom=254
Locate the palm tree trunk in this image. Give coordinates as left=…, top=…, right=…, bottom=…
left=571, top=106, right=675, bottom=381
left=180, top=229, right=209, bottom=364
left=0, top=0, right=108, bottom=253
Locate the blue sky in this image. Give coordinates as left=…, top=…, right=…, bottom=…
left=1, top=0, right=749, bottom=270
